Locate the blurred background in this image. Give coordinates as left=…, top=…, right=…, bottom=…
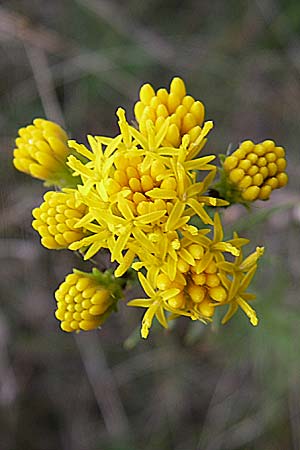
left=1, top=0, right=300, bottom=449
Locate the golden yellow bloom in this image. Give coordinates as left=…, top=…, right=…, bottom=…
left=129, top=243, right=263, bottom=338
left=32, top=190, right=87, bottom=249
left=222, top=140, right=288, bottom=202
left=67, top=108, right=220, bottom=273
left=134, top=77, right=212, bottom=153
left=131, top=212, right=243, bottom=283
left=11, top=75, right=283, bottom=340
left=217, top=245, right=264, bottom=326
left=55, top=269, right=121, bottom=332
left=128, top=214, right=255, bottom=338
left=128, top=272, right=181, bottom=338
left=13, top=118, right=79, bottom=187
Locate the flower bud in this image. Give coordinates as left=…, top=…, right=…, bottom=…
left=134, top=77, right=206, bottom=148
left=54, top=269, right=123, bottom=332
left=221, top=140, right=288, bottom=203
left=32, top=190, right=87, bottom=249
left=13, top=118, right=79, bottom=187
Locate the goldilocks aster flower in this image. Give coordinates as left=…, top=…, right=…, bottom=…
left=67, top=107, right=226, bottom=276
left=131, top=213, right=242, bottom=283
left=128, top=214, right=261, bottom=338
left=217, top=244, right=265, bottom=326
left=12, top=76, right=271, bottom=339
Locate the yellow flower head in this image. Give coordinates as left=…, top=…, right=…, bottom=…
left=222, top=140, right=288, bottom=203
left=12, top=75, right=281, bottom=340
left=128, top=214, right=256, bottom=338
left=134, top=77, right=212, bottom=153
left=129, top=243, right=263, bottom=338
left=55, top=269, right=122, bottom=332
left=217, top=245, right=265, bottom=326
left=13, top=118, right=79, bottom=187
left=67, top=108, right=220, bottom=272
left=128, top=253, right=229, bottom=339
left=32, top=190, right=87, bottom=249
left=155, top=245, right=229, bottom=321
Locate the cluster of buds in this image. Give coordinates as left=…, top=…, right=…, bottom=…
left=217, top=139, right=288, bottom=204
left=13, top=119, right=80, bottom=187
left=134, top=77, right=205, bottom=147
left=12, top=77, right=288, bottom=339
left=32, top=190, right=87, bottom=249
left=55, top=269, right=122, bottom=332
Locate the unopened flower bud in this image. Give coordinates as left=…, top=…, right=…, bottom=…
left=220, top=140, right=288, bottom=204
left=54, top=269, right=123, bottom=332
left=32, top=190, right=87, bottom=249
left=13, top=118, right=79, bottom=187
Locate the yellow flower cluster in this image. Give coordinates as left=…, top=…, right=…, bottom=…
left=222, top=139, right=288, bottom=202
left=12, top=77, right=287, bottom=338
left=32, top=190, right=87, bottom=249
left=13, top=118, right=79, bottom=187
left=66, top=107, right=221, bottom=274
left=134, top=77, right=206, bottom=148
left=128, top=214, right=264, bottom=338
left=55, top=269, right=120, bottom=332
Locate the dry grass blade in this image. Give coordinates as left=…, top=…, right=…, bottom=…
left=75, top=333, right=131, bottom=438
left=25, top=45, right=66, bottom=126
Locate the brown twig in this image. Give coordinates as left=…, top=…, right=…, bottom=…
left=25, top=45, right=66, bottom=126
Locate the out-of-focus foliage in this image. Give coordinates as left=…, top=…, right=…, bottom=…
left=1, top=1, right=300, bottom=449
